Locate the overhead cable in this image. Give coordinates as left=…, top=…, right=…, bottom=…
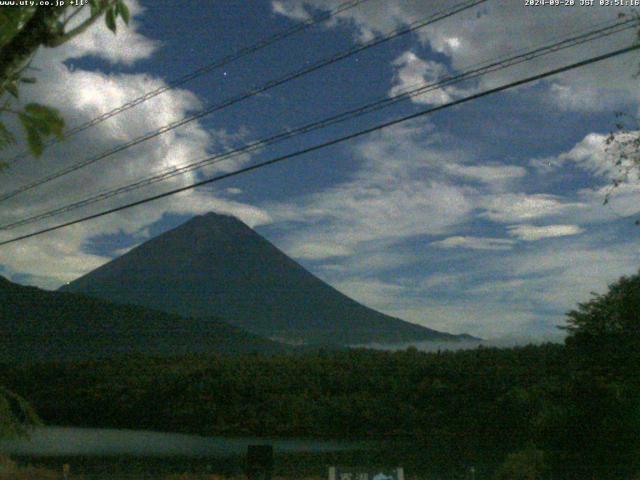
left=1, top=42, right=637, bottom=246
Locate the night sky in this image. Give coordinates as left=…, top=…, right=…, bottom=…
left=1, top=0, right=639, bottom=341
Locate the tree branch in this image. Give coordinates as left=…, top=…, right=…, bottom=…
left=47, top=1, right=115, bottom=48
left=61, top=4, right=87, bottom=28
left=0, top=6, right=64, bottom=90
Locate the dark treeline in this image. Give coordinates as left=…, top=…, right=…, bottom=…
left=0, top=343, right=633, bottom=479
left=2, top=271, right=640, bottom=479
left=0, top=344, right=566, bottom=440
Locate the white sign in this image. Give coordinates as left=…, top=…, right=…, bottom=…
left=329, top=466, right=404, bottom=480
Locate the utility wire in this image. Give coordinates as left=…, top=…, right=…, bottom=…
left=1, top=42, right=637, bottom=247
left=1, top=18, right=635, bottom=232
left=4, top=0, right=372, bottom=165
left=0, top=0, right=488, bottom=202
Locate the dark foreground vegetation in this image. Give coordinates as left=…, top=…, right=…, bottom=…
left=2, top=271, right=640, bottom=479
left=0, top=276, right=290, bottom=363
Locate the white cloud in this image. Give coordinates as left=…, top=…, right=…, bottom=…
left=507, top=224, right=584, bottom=241
left=332, top=277, right=408, bottom=313
left=445, top=163, right=527, bottom=186
left=0, top=2, right=269, bottom=287
left=506, top=240, right=640, bottom=312
left=288, top=242, right=352, bottom=260
left=1, top=233, right=109, bottom=287
left=267, top=121, right=475, bottom=260
left=260, top=114, right=638, bottom=339
left=273, top=0, right=639, bottom=111
left=544, top=58, right=640, bottom=112
left=528, top=133, right=640, bottom=223
left=271, top=0, right=311, bottom=21
left=480, top=193, right=584, bottom=223
left=419, top=272, right=464, bottom=289
left=387, top=301, right=547, bottom=338
left=389, top=51, right=456, bottom=106
left=579, top=182, right=640, bottom=220
left=531, top=133, right=610, bottom=178
left=558, top=132, right=640, bottom=184
left=430, top=235, right=514, bottom=251
left=3, top=0, right=638, bottom=345
left=50, top=0, right=158, bottom=65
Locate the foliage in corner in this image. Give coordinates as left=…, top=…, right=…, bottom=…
left=0, top=386, right=40, bottom=439
left=564, top=269, right=640, bottom=350
left=0, top=0, right=128, bottom=437
left=553, top=270, right=640, bottom=480
left=604, top=113, right=640, bottom=219
left=603, top=12, right=640, bottom=217
left=0, top=0, right=129, bottom=165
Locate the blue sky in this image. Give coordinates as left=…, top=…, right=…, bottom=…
left=1, top=0, right=640, bottom=340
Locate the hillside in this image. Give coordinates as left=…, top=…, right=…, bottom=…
left=61, top=212, right=472, bottom=345
left=0, top=276, right=288, bottom=363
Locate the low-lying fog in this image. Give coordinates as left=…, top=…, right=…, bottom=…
left=353, top=334, right=565, bottom=352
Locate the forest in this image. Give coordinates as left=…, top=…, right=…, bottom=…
left=1, top=271, right=639, bottom=480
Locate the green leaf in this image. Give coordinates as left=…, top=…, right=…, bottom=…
left=117, top=0, right=130, bottom=25
left=105, top=7, right=117, bottom=33
left=24, top=103, right=59, bottom=118
left=5, top=82, right=18, bottom=99
left=0, top=121, right=16, bottom=149
left=19, top=113, right=44, bottom=157
left=0, top=387, right=41, bottom=438
left=17, top=104, right=65, bottom=157
left=0, top=7, right=36, bottom=49
left=23, top=103, right=64, bottom=139
left=89, top=0, right=100, bottom=16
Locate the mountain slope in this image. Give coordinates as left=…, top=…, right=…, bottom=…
left=61, top=212, right=470, bottom=345
left=0, top=276, right=288, bottom=363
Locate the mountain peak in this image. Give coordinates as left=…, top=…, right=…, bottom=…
left=62, top=212, right=470, bottom=345
left=179, top=211, right=254, bottom=236
left=198, top=211, right=241, bottom=222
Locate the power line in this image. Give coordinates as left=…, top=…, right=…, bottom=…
left=4, top=0, right=373, bottom=165
left=0, top=0, right=488, bottom=203
left=1, top=18, right=635, bottom=232
left=1, top=42, right=637, bottom=247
